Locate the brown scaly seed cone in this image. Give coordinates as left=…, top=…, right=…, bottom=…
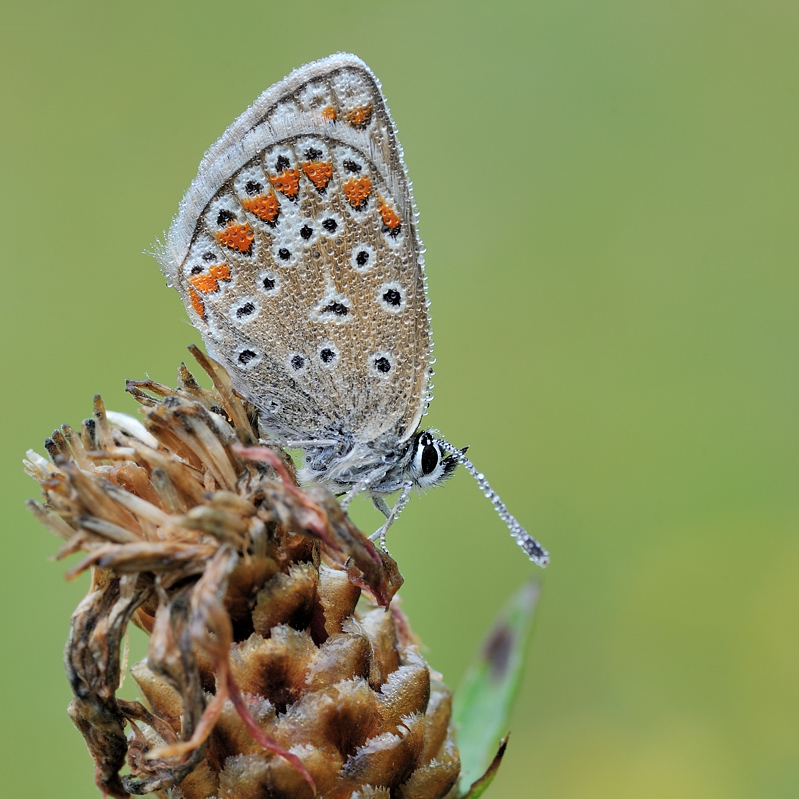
left=24, top=347, right=460, bottom=799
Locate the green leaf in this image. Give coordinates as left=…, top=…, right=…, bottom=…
left=453, top=581, right=540, bottom=797
left=459, top=735, right=509, bottom=799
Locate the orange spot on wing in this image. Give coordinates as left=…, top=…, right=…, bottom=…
left=343, top=176, right=372, bottom=210
left=301, top=161, right=333, bottom=191
left=321, top=106, right=337, bottom=121
left=346, top=104, right=373, bottom=129
left=241, top=192, right=280, bottom=224
left=189, top=263, right=231, bottom=303
left=188, top=287, right=205, bottom=318
left=209, top=263, right=231, bottom=282
left=188, top=263, right=231, bottom=295
left=189, top=273, right=217, bottom=294
left=377, top=197, right=402, bottom=235
left=215, top=222, right=254, bottom=254
left=269, top=169, right=301, bottom=198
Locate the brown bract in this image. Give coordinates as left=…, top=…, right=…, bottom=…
left=24, top=349, right=459, bottom=799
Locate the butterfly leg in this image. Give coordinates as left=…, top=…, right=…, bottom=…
left=340, top=473, right=375, bottom=510
left=372, top=496, right=392, bottom=519
left=369, top=481, right=413, bottom=552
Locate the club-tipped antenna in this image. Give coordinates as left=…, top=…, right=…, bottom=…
left=437, top=439, right=549, bottom=567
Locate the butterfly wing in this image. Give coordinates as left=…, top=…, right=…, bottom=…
left=159, top=54, right=432, bottom=448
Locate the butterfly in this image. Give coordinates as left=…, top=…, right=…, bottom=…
left=157, top=53, right=548, bottom=566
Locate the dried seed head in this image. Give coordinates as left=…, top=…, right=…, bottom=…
left=25, top=349, right=459, bottom=799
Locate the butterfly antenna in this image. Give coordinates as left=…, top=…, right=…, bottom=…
left=437, top=439, right=549, bottom=567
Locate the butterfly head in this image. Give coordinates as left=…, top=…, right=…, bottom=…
left=406, top=431, right=463, bottom=490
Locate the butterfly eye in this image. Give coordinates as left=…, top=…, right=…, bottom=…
left=421, top=443, right=439, bottom=475
left=408, top=433, right=457, bottom=489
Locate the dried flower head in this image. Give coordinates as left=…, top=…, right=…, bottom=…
left=25, top=348, right=461, bottom=799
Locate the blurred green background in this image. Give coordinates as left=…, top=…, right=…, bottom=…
left=2, top=1, right=797, bottom=797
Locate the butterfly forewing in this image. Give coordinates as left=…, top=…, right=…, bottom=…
left=163, top=54, right=431, bottom=447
